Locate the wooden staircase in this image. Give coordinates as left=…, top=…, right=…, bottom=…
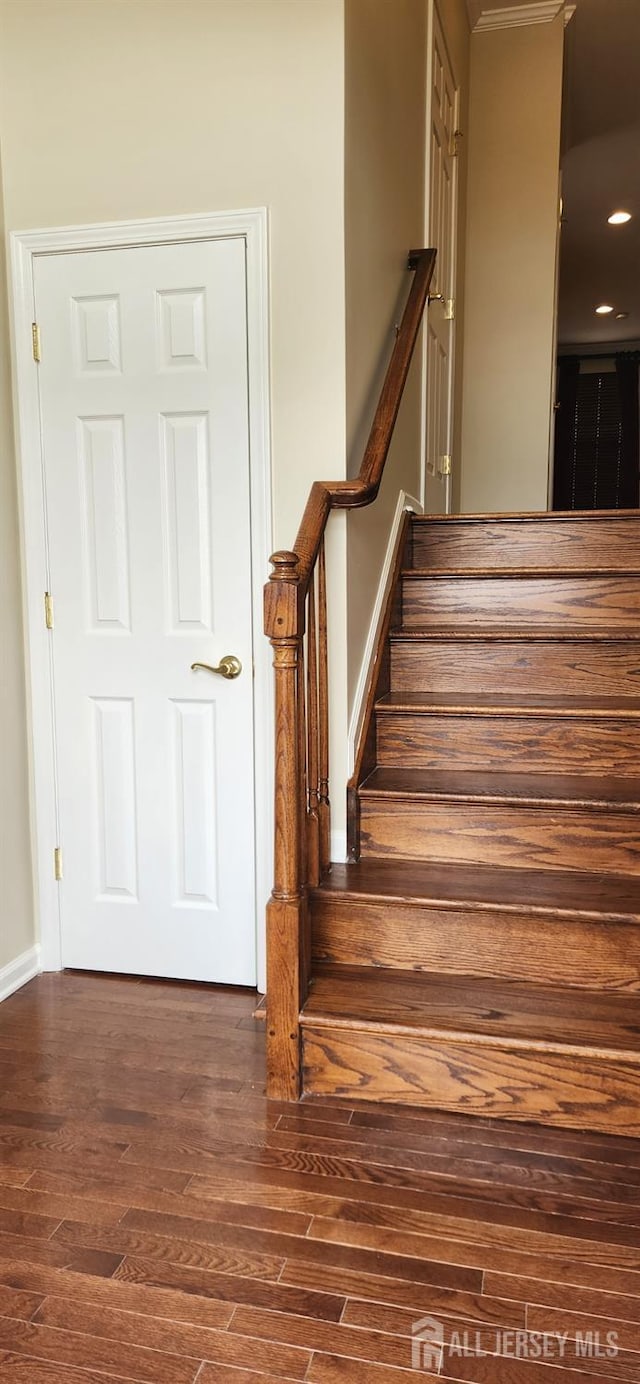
left=301, top=511, right=640, bottom=1135
left=263, top=251, right=640, bottom=1137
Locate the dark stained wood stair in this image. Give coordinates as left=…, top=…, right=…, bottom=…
left=301, top=966, right=640, bottom=1134
left=302, top=511, right=640, bottom=1133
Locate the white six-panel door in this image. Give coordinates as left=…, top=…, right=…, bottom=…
left=33, top=237, right=257, bottom=983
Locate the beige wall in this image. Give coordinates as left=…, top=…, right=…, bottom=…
left=459, top=15, right=564, bottom=512
left=0, top=0, right=347, bottom=548
left=0, top=134, right=34, bottom=971
left=0, top=0, right=505, bottom=922
left=0, top=0, right=353, bottom=896
left=344, top=0, right=427, bottom=710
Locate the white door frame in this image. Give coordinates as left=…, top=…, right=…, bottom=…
left=10, top=209, right=273, bottom=990
left=420, top=0, right=436, bottom=512
left=420, top=0, right=461, bottom=514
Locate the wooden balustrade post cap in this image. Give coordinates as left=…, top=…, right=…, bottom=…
left=264, top=552, right=302, bottom=638
left=269, top=551, right=300, bottom=582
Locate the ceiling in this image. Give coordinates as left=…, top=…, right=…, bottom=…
left=558, top=0, right=640, bottom=346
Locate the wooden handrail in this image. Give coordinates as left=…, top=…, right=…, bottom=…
left=282, top=249, right=437, bottom=597
left=263, top=247, right=436, bottom=1100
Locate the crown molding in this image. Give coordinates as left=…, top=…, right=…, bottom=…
left=467, top=1, right=577, bottom=31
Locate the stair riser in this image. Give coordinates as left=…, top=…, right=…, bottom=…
left=403, top=575, right=640, bottom=628
left=311, top=898, right=640, bottom=991
left=359, top=800, right=640, bottom=874
left=411, top=517, right=640, bottom=571
left=376, top=712, right=640, bottom=774
left=318, top=512, right=640, bottom=1141
left=390, top=641, right=640, bottom=697
left=302, top=1027, right=640, bottom=1135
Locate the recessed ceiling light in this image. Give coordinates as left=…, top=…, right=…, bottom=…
left=615, top=311, right=629, bottom=320
left=608, top=210, right=632, bottom=225
left=595, top=304, right=614, bottom=315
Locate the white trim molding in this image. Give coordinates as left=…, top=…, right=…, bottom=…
left=9, top=209, right=273, bottom=991
left=467, top=0, right=576, bottom=30
left=348, top=490, right=423, bottom=780
left=0, top=946, right=41, bottom=1003
left=330, top=828, right=348, bottom=866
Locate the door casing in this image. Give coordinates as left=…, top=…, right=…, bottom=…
left=421, top=0, right=461, bottom=514
left=10, top=209, right=273, bottom=990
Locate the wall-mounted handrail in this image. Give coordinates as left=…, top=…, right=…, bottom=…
left=287, top=249, right=436, bottom=595
left=263, top=247, right=436, bottom=1100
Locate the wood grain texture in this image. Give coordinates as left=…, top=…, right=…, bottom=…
left=263, top=252, right=435, bottom=1100
left=306, top=574, right=321, bottom=889
left=390, top=633, right=640, bottom=697
left=347, top=513, right=411, bottom=859
left=376, top=701, right=640, bottom=774
left=313, top=857, right=640, bottom=921
left=265, top=555, right=306, bottom=1102
left=281, top=502, right=640, bottom=1133
left=403, top=571, right=640, bottom=627
left=359, top=765, right=640, bottom=805
left=312, top=506, right=640, bottom=1130
left=302, top=1026, right=640, bottom=1134
left=303, top=965, right=640, bottom=1055
left=317, top=536, right=331, bottom=878
left=7, top=972, right=640, bottom=1381
left=359, top=795, right=640, bottom=874
left=311, top=894, right=640, bottom=990
left=411, top=513, right=640, bottom=569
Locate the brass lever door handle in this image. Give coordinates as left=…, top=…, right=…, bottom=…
left=190, top=655, right=242, bottom=680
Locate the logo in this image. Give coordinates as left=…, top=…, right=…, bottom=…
left=411, top=1315, right=444, bottom=1372
left=409, top=1318, right=620, bottom=1372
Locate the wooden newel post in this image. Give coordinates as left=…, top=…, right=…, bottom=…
left=261, top=252, right=434, bottom=1101
left=264, top=550, right=308, bottom=1100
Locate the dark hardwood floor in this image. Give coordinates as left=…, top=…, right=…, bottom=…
left=0, top=972, right=637, bottom=1381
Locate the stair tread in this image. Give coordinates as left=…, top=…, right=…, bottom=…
left=360, top=766, right=640, bottom=807
left=403, top=566, right=640, bottom=579
left=314, top=859, right=640, bottom=921
left=301, top=508, right=640, bottom=1129
left=376, top=691, right=640, bottom=716
left=410, top=509, right=640, bottom=523
left=391, top=625, right=640, bottom=642
left=301, top=964, right=640, bottom=1057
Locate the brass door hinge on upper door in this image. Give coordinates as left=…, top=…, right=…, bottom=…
left=54, top=847, right=63, bottom=881
left=32, top=323, right=41, bottom=363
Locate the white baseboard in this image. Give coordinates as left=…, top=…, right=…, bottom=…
left=0, top=945, right=41, bottom=1003
left=330, top=828, right=348, bottom=864
left=348, top=489, right=423, bottom=776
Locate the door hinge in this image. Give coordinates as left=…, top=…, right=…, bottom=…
left=54, top=847, right=63, bottom=882
left=439, top=454, right=452, bottom=477
left=451, top=129, right=463, bottom=158
left=32, top=322, right=41, bottom=363
left=444, top=298, right=455, bottom=321
left=44, top=591, right=54, bottom=630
